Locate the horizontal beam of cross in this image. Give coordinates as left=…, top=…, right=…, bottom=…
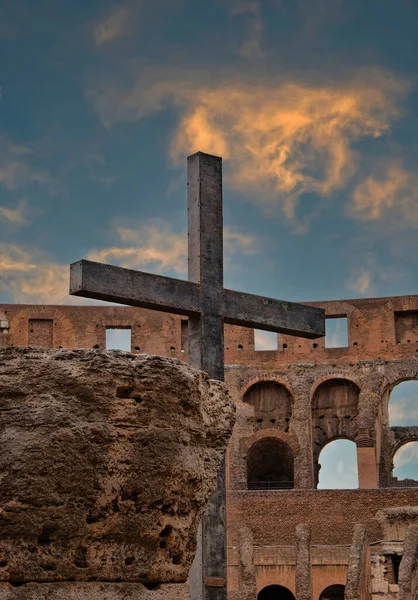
left=70, top=259, right=325, bottom=338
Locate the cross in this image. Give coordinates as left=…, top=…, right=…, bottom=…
left=69, top=152, right=325, bottom=600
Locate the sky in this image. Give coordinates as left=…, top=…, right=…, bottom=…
left=2, top=0, right=418, bottom=306
left=2, top=0, right=418, bottom=484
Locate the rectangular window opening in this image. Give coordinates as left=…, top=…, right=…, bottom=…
left=325, top=317, right=348, bottom=349
left=254, top=329, right=278, bottom=351
left=106, top=327, right=132, bottom=351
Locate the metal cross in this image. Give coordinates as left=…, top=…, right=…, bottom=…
left=69, top=151, right=325, bottom=600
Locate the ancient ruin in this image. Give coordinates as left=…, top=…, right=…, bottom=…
left=1, top=293, right=418, bottom=599
left=0, top=346, right=234, bottom=598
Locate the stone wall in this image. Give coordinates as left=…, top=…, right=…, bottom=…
left=2, top=295, right=418, bottom=599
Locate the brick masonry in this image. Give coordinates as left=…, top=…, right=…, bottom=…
left=1, top=294, right=418, bottom=599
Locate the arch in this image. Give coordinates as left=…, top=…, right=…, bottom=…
left=393, top=441, right=418, bottom=484
left=319, top=584, right=345, bottom=600
left=244, top=380, right=293, bottom=431
left=9, top=306, right=76, bottom=348
left=317, top=439, right=358, bottom=489
left=388, top=380, right=418, bottom=426
left=247, top=437, right=294, bottom=490
left=258, top=585, right=296, bottom=600
left=312, top=378, right=360, bottom=486
left=310, top=374, right=361, bottom=403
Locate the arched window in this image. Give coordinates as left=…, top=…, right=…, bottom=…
left=244, top=381, right=293, bottom=431
left=317, top=439, right=358, bottom=489
left=319, top=584, right=345, bottom=600
left=247, top=438, right=294, bottom=490
left=258, top=584, right=296, bottom=600
left=389, top=381, right=418, bottom=426
left=312, top=379, right=359, bottom=486
left=393, top=442, right=418, bottom=483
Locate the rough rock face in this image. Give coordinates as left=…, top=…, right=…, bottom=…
left=0, top=347, right=234, bottom=587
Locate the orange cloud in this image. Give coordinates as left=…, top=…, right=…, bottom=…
left=91, top=67, right=407, bottom=229
left=350, top=164, right=418, bottom=223
left=0, top=199, right=30, bottom=227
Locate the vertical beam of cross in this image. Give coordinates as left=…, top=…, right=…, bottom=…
left=187, top=152, right=224, bottom=381
left=187, top=153, right=227, bottom=600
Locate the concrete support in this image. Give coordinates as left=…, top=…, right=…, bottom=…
left=399, top=524, right=418, bottom=600
left=295, top=524, right=311, bottom=600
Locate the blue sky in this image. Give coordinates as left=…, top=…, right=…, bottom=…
left=1, top=0, right=418, bottom=486
left=2, top=0, right=418, bottom=306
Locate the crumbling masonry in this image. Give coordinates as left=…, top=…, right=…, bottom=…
left=1, top=293, right=418, bottom=599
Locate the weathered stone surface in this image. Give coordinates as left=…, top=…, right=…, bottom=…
left=399, top=524, right=418, bottom=600
left=0, top=582, right=190, bottom=599
left=295, top=523, right=311, bottom=600
left=346, top=524, right=368, bottom=600
left=0, top=347, right=234, bottom=586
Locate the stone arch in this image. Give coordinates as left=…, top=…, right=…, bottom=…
left=246, top=436, right=294, bottom=490
left=243, top=379, right=294, bottom=432
left=310, top=374, right=361, bottom=402
left=8, top=306, right=76, bottom=348
left=319, top=584, right=345, bottom=600
left=258, top=585, right=296, bottom=600
left=317, top=438, right=358, bottom=489
left=312, top=378, right=360, bottom=486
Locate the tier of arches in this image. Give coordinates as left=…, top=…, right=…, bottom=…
left=242, top=376, right=418, bottom=489
left=257, top=584, right=344, bottom=600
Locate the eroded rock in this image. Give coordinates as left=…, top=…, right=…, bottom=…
left=0, top=348, right=234, bottom=587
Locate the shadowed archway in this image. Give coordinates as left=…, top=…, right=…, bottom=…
left=247, top=437, right=294, bottom=490
left=319, top=584, right=345, bottom=600
left=258, top=584, right=296, bottom=600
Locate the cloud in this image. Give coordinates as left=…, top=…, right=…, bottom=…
left=393, top=442, right=418, bottom=476
left=90, top=66, right=407, bottom=229
left=89, top=221, right=257, bottom=275
left=229, top=0, right=264, bottom=60
left=348, top=269, right=372, bottom=296
left=350, top=163, right=418, bottom=226
left=389, top=381, right=418, bottom=426
left=0, top=245, right=36, bottom=273
left=0, top=136, right=48, bottom=190
left=93, top=6, right=131, bottom=46
left=0, top=245, right=69, bottom=304
left=254, top=329, right=278, bottom=350
left=88, top=222, right=188, bottom=275
left=0, top=199, right=30, bottom=227
left=0, top=220, right=257, bottom=303
left=346, top=254, right=411, bottom=299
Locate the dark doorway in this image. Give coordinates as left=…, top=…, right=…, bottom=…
left=319, top=584, right=345, bottom=600
left=258, top=584, right=296, bottom=600
left=247, top=437, right=294, bottom=490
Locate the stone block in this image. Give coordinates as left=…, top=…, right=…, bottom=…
left=0, top=348, right=234, bottom=587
